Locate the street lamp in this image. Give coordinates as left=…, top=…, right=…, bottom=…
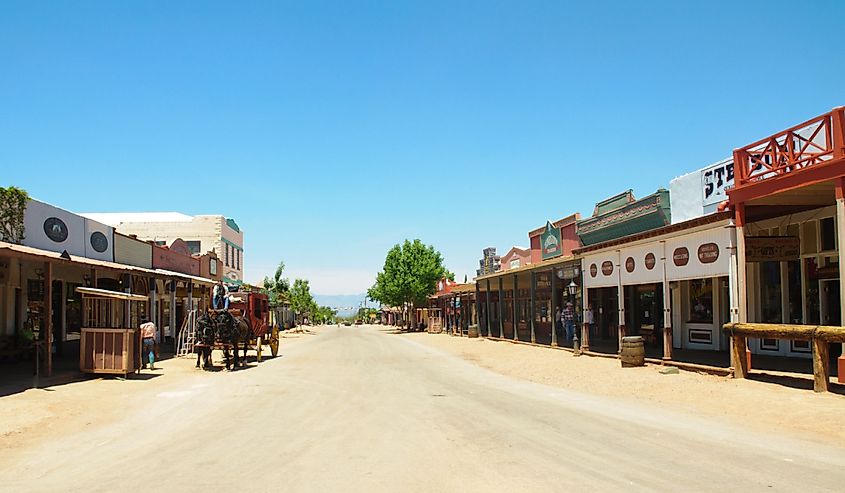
left=567, top=280, right=580, bottom=355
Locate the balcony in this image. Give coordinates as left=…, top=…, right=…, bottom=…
left=729, top=107, right=845, bottom=205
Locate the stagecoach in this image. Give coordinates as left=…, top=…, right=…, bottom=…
left=227, top=288, right=279, bottom=360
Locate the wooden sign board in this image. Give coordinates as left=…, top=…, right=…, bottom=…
left=745, top=236, right=800, bottom=262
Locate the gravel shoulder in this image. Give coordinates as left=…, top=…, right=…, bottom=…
left=400, top=331, right=845, bottom=446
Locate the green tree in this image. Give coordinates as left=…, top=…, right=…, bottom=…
left=263, top=261, right=291, bottom=305
left=368, top=239, right=450, bottom=329
left=289, top=278, right=315, bottom=323
left=0, top=186, right=29, bottom=244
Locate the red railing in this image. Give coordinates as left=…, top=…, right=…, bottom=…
left=733, top=107, right=845, bottom=189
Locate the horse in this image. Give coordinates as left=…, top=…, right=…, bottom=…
left=194, top=312, right=216, bottom=370
left=215, top=310, right=251, bottom=370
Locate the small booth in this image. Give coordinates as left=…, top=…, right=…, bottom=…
left=77, top=287, right=148, bottom=377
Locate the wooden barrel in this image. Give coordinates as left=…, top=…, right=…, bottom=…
left=620, top=336, right=645, bottom=367
left=468, top=324, right=479, bottom=338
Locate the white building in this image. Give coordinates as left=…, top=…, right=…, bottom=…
left=81, top=212, right=245, bottom=284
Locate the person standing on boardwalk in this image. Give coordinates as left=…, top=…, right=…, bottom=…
left=563, top=302, right=575, bottom=344
left=140, top=320, right=157, bottom=370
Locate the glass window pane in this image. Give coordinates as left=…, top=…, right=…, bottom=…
left=787, top=260, right=803, bottom=323
left=802, top=221, right=818, bottom=254
left=821, top=217, right=836, bottom=251
left=688, top=279, right=713, bottom=324
left=760, top=261, right=782, bottom=323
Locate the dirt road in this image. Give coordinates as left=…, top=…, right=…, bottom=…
left=2, top=325, right=845, bottom=492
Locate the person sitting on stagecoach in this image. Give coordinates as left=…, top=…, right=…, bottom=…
left=213, top=280, right=229, bottom=310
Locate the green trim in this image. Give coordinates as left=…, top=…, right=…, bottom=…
left=220, top=237, right=242, bottom=250
left=225, top=218, right=240, bottom=233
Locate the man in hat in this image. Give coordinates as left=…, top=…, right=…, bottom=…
left=562, top=301, right=575, bottom=344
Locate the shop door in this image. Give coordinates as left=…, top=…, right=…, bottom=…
left=822, top=280, right=841, bottom=326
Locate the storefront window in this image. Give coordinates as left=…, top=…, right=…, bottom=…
left=787, top=260, right=803, bottom=324
left=804, top=258, right=820, bottom=324
left=760, top=261, right=782, bottom=323
left=820, top=217, right=836, bottom=252
left=688, top=278, right=713, bottom=324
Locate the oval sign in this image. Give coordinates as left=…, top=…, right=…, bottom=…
left=590, top=263, right=598, bottom=278
left=698, top=243, right=720, bottom=264
left=644, top=252, right=656, bottom=270
left=601, top=260, right=614, bottom=276
left=625, top=257, right=635, bottom=273
left=673, top=247, right=690, bottom=267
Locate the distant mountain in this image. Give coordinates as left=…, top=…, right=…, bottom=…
left=312, top=293, right=373, bottom=309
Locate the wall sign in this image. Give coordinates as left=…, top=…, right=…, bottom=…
left=90, top=232, right=109, bottom=253
left=601, top=261, right=614, bottom=276
left=745, top=236, right=800, bottom=262
left=673, top=247, right=690, bottom=267
left=540, top=221, right=562, bottom=260
left=43, top=217, right=68, bottom=243
left=625, top=257, right=635, bottom=273
left=697, top=243, right=719, bottom=264
left=590, top=263, right=598, bottom=278
left=644, top=252, right=656, bottom=270
left=701, top=159, right=735, bottom=207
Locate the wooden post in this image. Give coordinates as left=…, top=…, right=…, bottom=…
left=813, top=338, right=830, bottom=393
left=485, top=279, right=492, bottom=337
left=44, top=261, right=53, bottom=377
left=529, top=271, right=536, bottom=344
left=551, top=268, right=558, bottom=347
left=170, top=281, right=177, bottom=350
left=498, top=277, right=504, bottom=339
left=732, top=335, right=749, bottom=379
left=617, top=250, right=625, bottom=354
left=735, top=204, right=751, bottom=368
left=836, top=176, right=845, bottom=383
left=660, top=241, right=672, bottom=361
left=149, top=277, right=156, bottom=333
left=512, top=273, right=519, bottom=341
left=581, top=283, right=590, bottom=352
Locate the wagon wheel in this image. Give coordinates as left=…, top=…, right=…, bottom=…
left=269, top=325, right=280, bottom=357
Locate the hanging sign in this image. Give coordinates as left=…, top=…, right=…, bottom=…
left=541, top=221, right=562, bottom=260
left=745, top=236, right=800, bottom=262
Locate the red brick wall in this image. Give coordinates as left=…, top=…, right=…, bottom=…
left=152, top=238, right=200, bottom=276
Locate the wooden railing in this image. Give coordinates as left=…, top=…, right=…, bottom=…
left=732, top=107, right=845, bottom=189
left=723, top=322, right=845, bottom=392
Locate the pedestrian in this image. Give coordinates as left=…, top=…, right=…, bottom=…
left=140, top=320, right=157, bottom=370
left=585, top=303, right=595, bottom=338
left=563, top=302, right=575, bottom=344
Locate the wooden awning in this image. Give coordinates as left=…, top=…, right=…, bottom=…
left=76, top=287, right=149, bottom=301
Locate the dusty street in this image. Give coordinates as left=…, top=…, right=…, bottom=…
left=2, top=325, right=845, bottom=492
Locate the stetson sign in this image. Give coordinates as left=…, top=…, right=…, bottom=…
left=745, top=236, right=800, bottom=262
left=541, top=221, right=562, bottom=260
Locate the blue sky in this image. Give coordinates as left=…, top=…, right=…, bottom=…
left=2, top=1, right=844, bottom=294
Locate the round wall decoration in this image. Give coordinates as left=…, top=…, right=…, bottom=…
left=590, top=263, right=598, bottom=278
left=43, top=217, right=68, bottom=243
left=601, top=260, right=614, bottom=276
left=673, top=247, right=690, bottom=267
left=697, top=243, right=720, bottom=264
left=625, top=257, right=635, bottom=273
left=90, top=231, right=109, bottom=253
left=644, top=252, right=656, bottom=270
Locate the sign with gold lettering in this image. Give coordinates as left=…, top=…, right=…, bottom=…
left=745, top=236, right=800, bottom=262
